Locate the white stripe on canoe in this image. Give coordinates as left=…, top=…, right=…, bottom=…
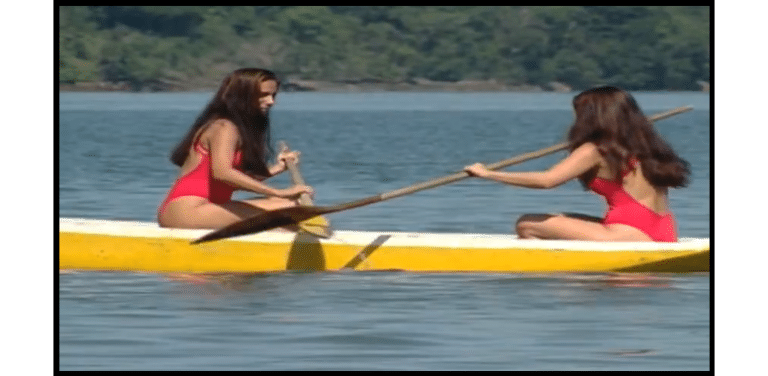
left=59, top=217, right=709, bottom=252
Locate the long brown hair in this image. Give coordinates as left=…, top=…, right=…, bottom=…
left=567, top=86, right=690, bottom=188
left=170, top=68, right=280, bottom=177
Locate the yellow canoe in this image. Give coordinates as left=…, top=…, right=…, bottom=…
left=59, top=217, right=710, bottom=274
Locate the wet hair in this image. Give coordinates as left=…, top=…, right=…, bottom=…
left=567, top=86, right=690, bottom=188
left=170, top=68, right=280, bottom=177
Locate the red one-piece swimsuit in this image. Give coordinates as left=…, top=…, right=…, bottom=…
left=158, top=140, right=243, bottom=218
left=588, top=176, right=677, bottom=242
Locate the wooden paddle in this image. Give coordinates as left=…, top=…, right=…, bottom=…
left=279, top=141, right=332, bottom=238
left=192, top=106, right=693, bottom=244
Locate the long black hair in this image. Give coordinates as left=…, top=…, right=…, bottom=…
left=170, top=68, right=280, bottom=177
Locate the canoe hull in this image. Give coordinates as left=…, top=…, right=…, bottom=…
left=59, top=218, right=710, bottom=274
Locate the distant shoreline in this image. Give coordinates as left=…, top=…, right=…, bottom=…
left=58, top=79, right=565, bottom=93
left=58, top=79, right=711, bottom=94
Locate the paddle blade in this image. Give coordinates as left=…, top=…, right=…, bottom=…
left=297, top=215, right=333, bottom=238
left=191, top=206, right=330, bottom=244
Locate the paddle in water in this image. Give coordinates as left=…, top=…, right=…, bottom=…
left=192, top=106, right=693, bottom=244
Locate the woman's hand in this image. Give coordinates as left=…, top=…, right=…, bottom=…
left=277, top=184, right=314, bottom=200
left=269, top=145, right=301, bottom=176
left=277, top=146, right=301, bottom=169
left=464, top=163, right=491, bottom=178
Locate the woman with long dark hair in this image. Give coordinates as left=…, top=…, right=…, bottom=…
left=158, top=68, right=313, bottom=229
left=464, top=86, right=690, bottom=242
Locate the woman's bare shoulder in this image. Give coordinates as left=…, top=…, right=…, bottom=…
left=207, top=118, right=238, bottom=133
left=198, top=118, right=240, bottom=149
left=201, top=118, right=239, bottom=139
left=573, top=142, right=600, bottom=153
left=569, top=142, right=609, bottom=173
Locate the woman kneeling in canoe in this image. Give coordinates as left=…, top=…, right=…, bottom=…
left=157, top=68, right=313, bottom=229
left=464, top=86, right=689, bottom=242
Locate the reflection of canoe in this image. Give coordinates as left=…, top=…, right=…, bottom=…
left=59, top=218, right=710, bottom=274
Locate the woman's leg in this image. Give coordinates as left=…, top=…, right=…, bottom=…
left=240, top=196, right=299, bottom=212
left=158, top=196, right=298, bottom=229
left=515, top=213, right=652, bottom=241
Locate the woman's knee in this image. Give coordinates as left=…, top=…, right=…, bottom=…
left=515, top=213, right=556, bottom=238
left=515, top=217, right=531, bottom=237
left=516, top=223, right=534, bottom=238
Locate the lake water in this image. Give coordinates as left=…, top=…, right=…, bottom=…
left=58, top=91, right=711, bottom=371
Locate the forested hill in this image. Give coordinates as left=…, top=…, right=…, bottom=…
left=59, top=6, right=710, bottom=92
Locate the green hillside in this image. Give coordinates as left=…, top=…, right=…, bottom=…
left=59, top=6, right=710, bottom=91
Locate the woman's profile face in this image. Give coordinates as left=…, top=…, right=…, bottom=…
left=257, top=79, right=278, bottom=114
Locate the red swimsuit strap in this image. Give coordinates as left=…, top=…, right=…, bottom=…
left=192, top=130, right=209, bottom=155
left=620, top=157, right=639, bottom=177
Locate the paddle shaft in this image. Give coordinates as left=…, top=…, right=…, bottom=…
left=277, top=141, right=333, bottom=238
left=278, top=141, right=314, bottom=206
left=337, top=105, right=693, bottom=211
left=191, top=105, right=693, bottom=244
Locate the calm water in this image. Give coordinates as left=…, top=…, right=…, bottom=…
left=58, top=91, right=711, bottom=371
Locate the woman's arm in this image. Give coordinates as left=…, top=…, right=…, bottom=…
left=464, top=143, right=603, bottom=189
left=267, top=159, right=287, bottom=177
left=266, top=144, right=300, bottom=177
left=207, top=120, right=311, bottom=198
